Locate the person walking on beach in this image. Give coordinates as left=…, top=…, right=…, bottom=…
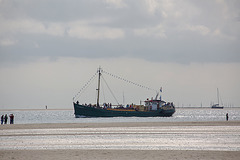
left=9, top=114, right=14, bottom=124
left=226, top=113, right=229, bottom=121
left=4, top=114, right=8, bottom=124
left=1, top=115, right=3, bottom=125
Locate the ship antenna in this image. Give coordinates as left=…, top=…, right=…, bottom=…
left=97, top=67, right=102, bottom=107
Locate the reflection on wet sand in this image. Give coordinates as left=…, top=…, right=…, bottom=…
left=1, top=125, right=240, bottom=151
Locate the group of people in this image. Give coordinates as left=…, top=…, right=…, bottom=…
left=103, top=103, right=112, bottom=109
left=1, top=114, right=14, bottom=124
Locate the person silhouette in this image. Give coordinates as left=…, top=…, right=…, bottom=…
left=4, top=114, right=8, bottom=124
left=226, top=113, right=229, bottom=121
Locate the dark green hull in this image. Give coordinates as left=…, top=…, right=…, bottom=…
left=74, top=103, right=175, bottom=117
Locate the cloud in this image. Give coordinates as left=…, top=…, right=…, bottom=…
left=0, top=0, right=239, bottom=64
left=144, top=0, right=160, bottom=15
left=185, top=25, right=210, bottom=36
left=105, top=0, right=127, bottom=8
left=0, top=39, right=17, bottom=46
left=67, top=20, right=125, bottom=40
left=0, top=18, right=65, bottom=37
left=144, top=0, right=200, bottom=19
left=134, top=24, right=166, bottom=38
left=0, top=17, right=124, bottom=40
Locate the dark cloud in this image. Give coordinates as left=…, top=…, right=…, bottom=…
left=0, top=0, right=240, bottom=64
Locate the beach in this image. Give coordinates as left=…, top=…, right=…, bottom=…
left=1, top=121, right=240, bottom=160
left=1, top=149, right=240, bottom=160
left=1, top=121, right=240, bottom=129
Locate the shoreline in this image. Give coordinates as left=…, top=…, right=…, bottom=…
left=1, top=121, right=240, bottom=130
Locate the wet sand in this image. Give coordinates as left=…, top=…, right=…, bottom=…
left=1, top=149, right=240, bottom=160
left=1, top=121, right=240, bottom=160
left=1, top=121, right=240, bottom=130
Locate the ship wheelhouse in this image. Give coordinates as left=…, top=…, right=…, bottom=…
left=144, top=99, right=166, bottom=111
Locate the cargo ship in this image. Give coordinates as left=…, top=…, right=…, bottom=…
left=73, top=68, right=175, bottom=117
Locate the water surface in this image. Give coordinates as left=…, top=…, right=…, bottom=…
left=1, top=108, right=239, bottom=124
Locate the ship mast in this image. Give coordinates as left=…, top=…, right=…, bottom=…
left=217, top=88, right=219, bottom=105
left=97, top=67, right=102, bottom=107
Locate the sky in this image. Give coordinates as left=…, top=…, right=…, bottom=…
left=0, top=0, right=240, bottom=109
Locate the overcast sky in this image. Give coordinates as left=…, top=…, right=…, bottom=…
left=0, top=0, right=240, bottom=109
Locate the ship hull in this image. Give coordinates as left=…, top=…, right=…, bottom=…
left=74, top=103, right=175, bottom=117
left=211, top=104, right=224, bottom=109
left=211, top=106, right=224, bottom=109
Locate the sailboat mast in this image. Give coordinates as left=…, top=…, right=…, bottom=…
left=97, top=67, right=101, bottom=107
left=217, top=88, right=219, bottom=105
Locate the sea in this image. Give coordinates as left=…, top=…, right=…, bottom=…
left=1, top=108, right=240, bottom=151
left=0, top=107, right=239, bottom=124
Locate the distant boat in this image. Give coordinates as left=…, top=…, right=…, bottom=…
left=73, top=68, right=175, bottom=117
left=211, top=88, right=224, bottom=109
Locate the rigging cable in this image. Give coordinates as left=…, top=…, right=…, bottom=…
left=101, top=75, right=120, bottom=105
left=73, top=72, right=98, bottom=101
left=102, top=70, right=157, bottom=93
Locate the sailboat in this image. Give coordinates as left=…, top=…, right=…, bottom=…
left=211, top=88, right=224, bottom=109
left=73, top=67, right=175, bottom=117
